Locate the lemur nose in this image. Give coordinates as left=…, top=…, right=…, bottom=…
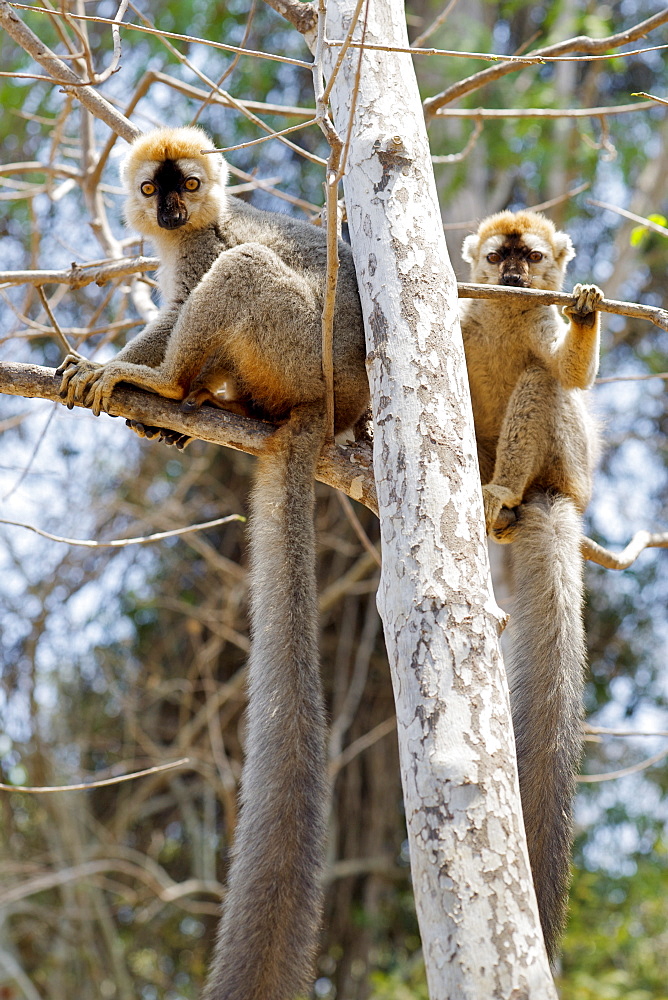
left=501, top=273, right=524, bottom=286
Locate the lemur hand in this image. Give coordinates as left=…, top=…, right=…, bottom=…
left=563, top=283, right=604, bottom=327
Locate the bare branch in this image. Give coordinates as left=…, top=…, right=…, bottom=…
left=0, top=256, right=158, bottom=289
left=0, top=514, right=243, bottom=549
left=10, top=3, right=313, bottom=69
left=0, top=362, right=379, bottom=512
left=581, top=532, right=668, bottom=570
left=457, top=282, right=668, bottom=333
left=0, top=0, right=139, bottom=142
left=0, top=758, right=189, bottom=794
left=424, top=8, right=668, bottom=115
left=633, top=90, right=668, bottom=108
left=412, top=0, right=460, bottom=49
left=578, top=746, right=668, bottom=782
left=434, top=100, right=656, bottom=119
left=587, top=198, right=668, bottom=237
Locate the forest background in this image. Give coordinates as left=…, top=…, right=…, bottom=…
left=0, top=0, right=668, bottom=998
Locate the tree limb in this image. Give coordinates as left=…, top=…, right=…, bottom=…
left=457, top=282, right=668, bottom=333
left=0, top=362, right=378, bottom=512
left=0, top=0, right=139, bottom=142
left=424, top=8, right=668, bottom=115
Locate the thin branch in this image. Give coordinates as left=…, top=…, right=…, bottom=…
left=9, top=3, right=313, bottom=68
left=0, top=256, right=158, bottom=289
left=457, top=282, right=668, bottom=332
left=0, top=758, right=190, bottom=794
left=578, top=746, right=668, bottom=782
left=36, top=286, right=80, bottom=356
left=586, top=725, right=668, bottom=738
left=424, top=8, right=668, bottom=115
left=412, top=0, right=460, bottom=49
left=0, top=0, right=139, bottom=142
left=0, top=362, right=379, bottom=513
left=433, top=100, right=656, bottom=119
left=442, top=183, right=590, bottom=230
left=150, top=69, right=315, bottom=119
left=632, top=90, right=668, bottom=108
left=327, top=39, right=668, bottom=64
left=587, top=198, right=668, bottom=237
left=337, top=492, right=381, bottom=566
left=0, top=514, right=243, bottom=549
left=431, top=119, right=483, bottom=163
left=581, top=532, right=668, bottom=570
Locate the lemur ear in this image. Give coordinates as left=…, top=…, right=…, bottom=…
left=461, top=233, right=479, bottom=263
left=553, top=231, right=576, bottom=265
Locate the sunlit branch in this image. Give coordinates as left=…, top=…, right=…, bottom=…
left=0, top=0, right=139, bottom=142
left=433, top=101, right=655, bottom=119
left=0, top=362, right=378, bottom=512
left=0, top=758, right=189, bottom=793
left=0, top=256, right=158, bottom=289
left=581, top=532, right=668, bottom=571
left=457, top=282, right=668, bottom=332
left=587, top=198, right=668, bottom=237
left=0, top=515, right=242, bottom=549
left=8, top=3, right=313, bottom=68
left=424, top=7, right=668, bottom=115
left=578, top=746, right=668, bottom=782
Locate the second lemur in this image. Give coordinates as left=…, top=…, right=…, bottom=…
left=58, top=127, right=369, bottom=1000
left=459, top=210, right=602, bottom=961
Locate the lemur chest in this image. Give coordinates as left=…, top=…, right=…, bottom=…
left=462, top=317, right=539, bottom=438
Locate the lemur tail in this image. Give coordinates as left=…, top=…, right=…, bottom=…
left=507, top=490, right=585, bottom=963
left=204, top=403, right=328, bottom=1000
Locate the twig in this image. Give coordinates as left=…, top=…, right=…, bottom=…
left=0, top=0, right=139, bottom=142
left=578, top=746, right=668, bottom=782
left=0, top=256, right=158, bottom=289
left=581, top=532, right=668, bottom=570
left=8, top=3, right=314, bottom=68
left=36, top=286, right=80, bottom=356
left=262, top=0, right=317, bottom=36
left=632, top=90, right=668, bottom=108
left=424, top=8, right=668, bottom=114
left=412, top=0, right=460, bottom=49
left=0, top=758, right=190, bottom=794
left=0, top=514, right=243, bottom=548
left=337, top=492, right=381, bottom=566
left=431, top=119, right=483, bottom=163
left=586, top=198, right=668, bottom=237
left=434, top=101, right=656, bottom=119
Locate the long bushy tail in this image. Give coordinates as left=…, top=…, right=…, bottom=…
left=507, top=490, right=585, bottom=962
left=204, top=404, right=328, bottom=1000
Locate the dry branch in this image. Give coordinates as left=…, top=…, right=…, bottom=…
left=0, top=257, right=158, bottom=289
left=424, top=8, right=668, bottom=114
left=0, top=0, right=139, bottom=142
left=0, top=362, right=378, bottom=512
left=457, top=282, right=668, bottom=333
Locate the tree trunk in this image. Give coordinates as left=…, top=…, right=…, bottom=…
left=323, top=1, right=558, bottom=994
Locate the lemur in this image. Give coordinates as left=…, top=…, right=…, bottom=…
left=58, top=126, right=369, bottom=1000
left=459, top=209, right=603, bottom=961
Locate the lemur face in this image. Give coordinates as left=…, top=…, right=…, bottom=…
left=461, top=210, right=576, bottom=292
left=121, top=126, right=228, bottom=238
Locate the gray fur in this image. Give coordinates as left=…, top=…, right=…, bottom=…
left=58, top=128, right=369, bottom=999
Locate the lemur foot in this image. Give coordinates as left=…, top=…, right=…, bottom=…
left=482, top=483, right=521, bottom=537
left=126, top=420, right=192, bottom=449
left=57, top=354, right=104, bottom=410
left=563, top=283, right=604, bottom=327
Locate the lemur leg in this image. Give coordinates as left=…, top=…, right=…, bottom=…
left=60, top=243, right=322, bottom=419
left=483, top=365, right=557, bottom=536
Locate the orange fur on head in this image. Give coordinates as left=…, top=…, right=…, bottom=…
left=121, top=126, right=228, bottom=238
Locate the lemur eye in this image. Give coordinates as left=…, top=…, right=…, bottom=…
left=528, top=250, right=543, bottom=262
left=486, top=251, right=501, bottom=263
left=140, top=181, right=156, bottom=197
left=184, top=177, right=200, bottom=191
